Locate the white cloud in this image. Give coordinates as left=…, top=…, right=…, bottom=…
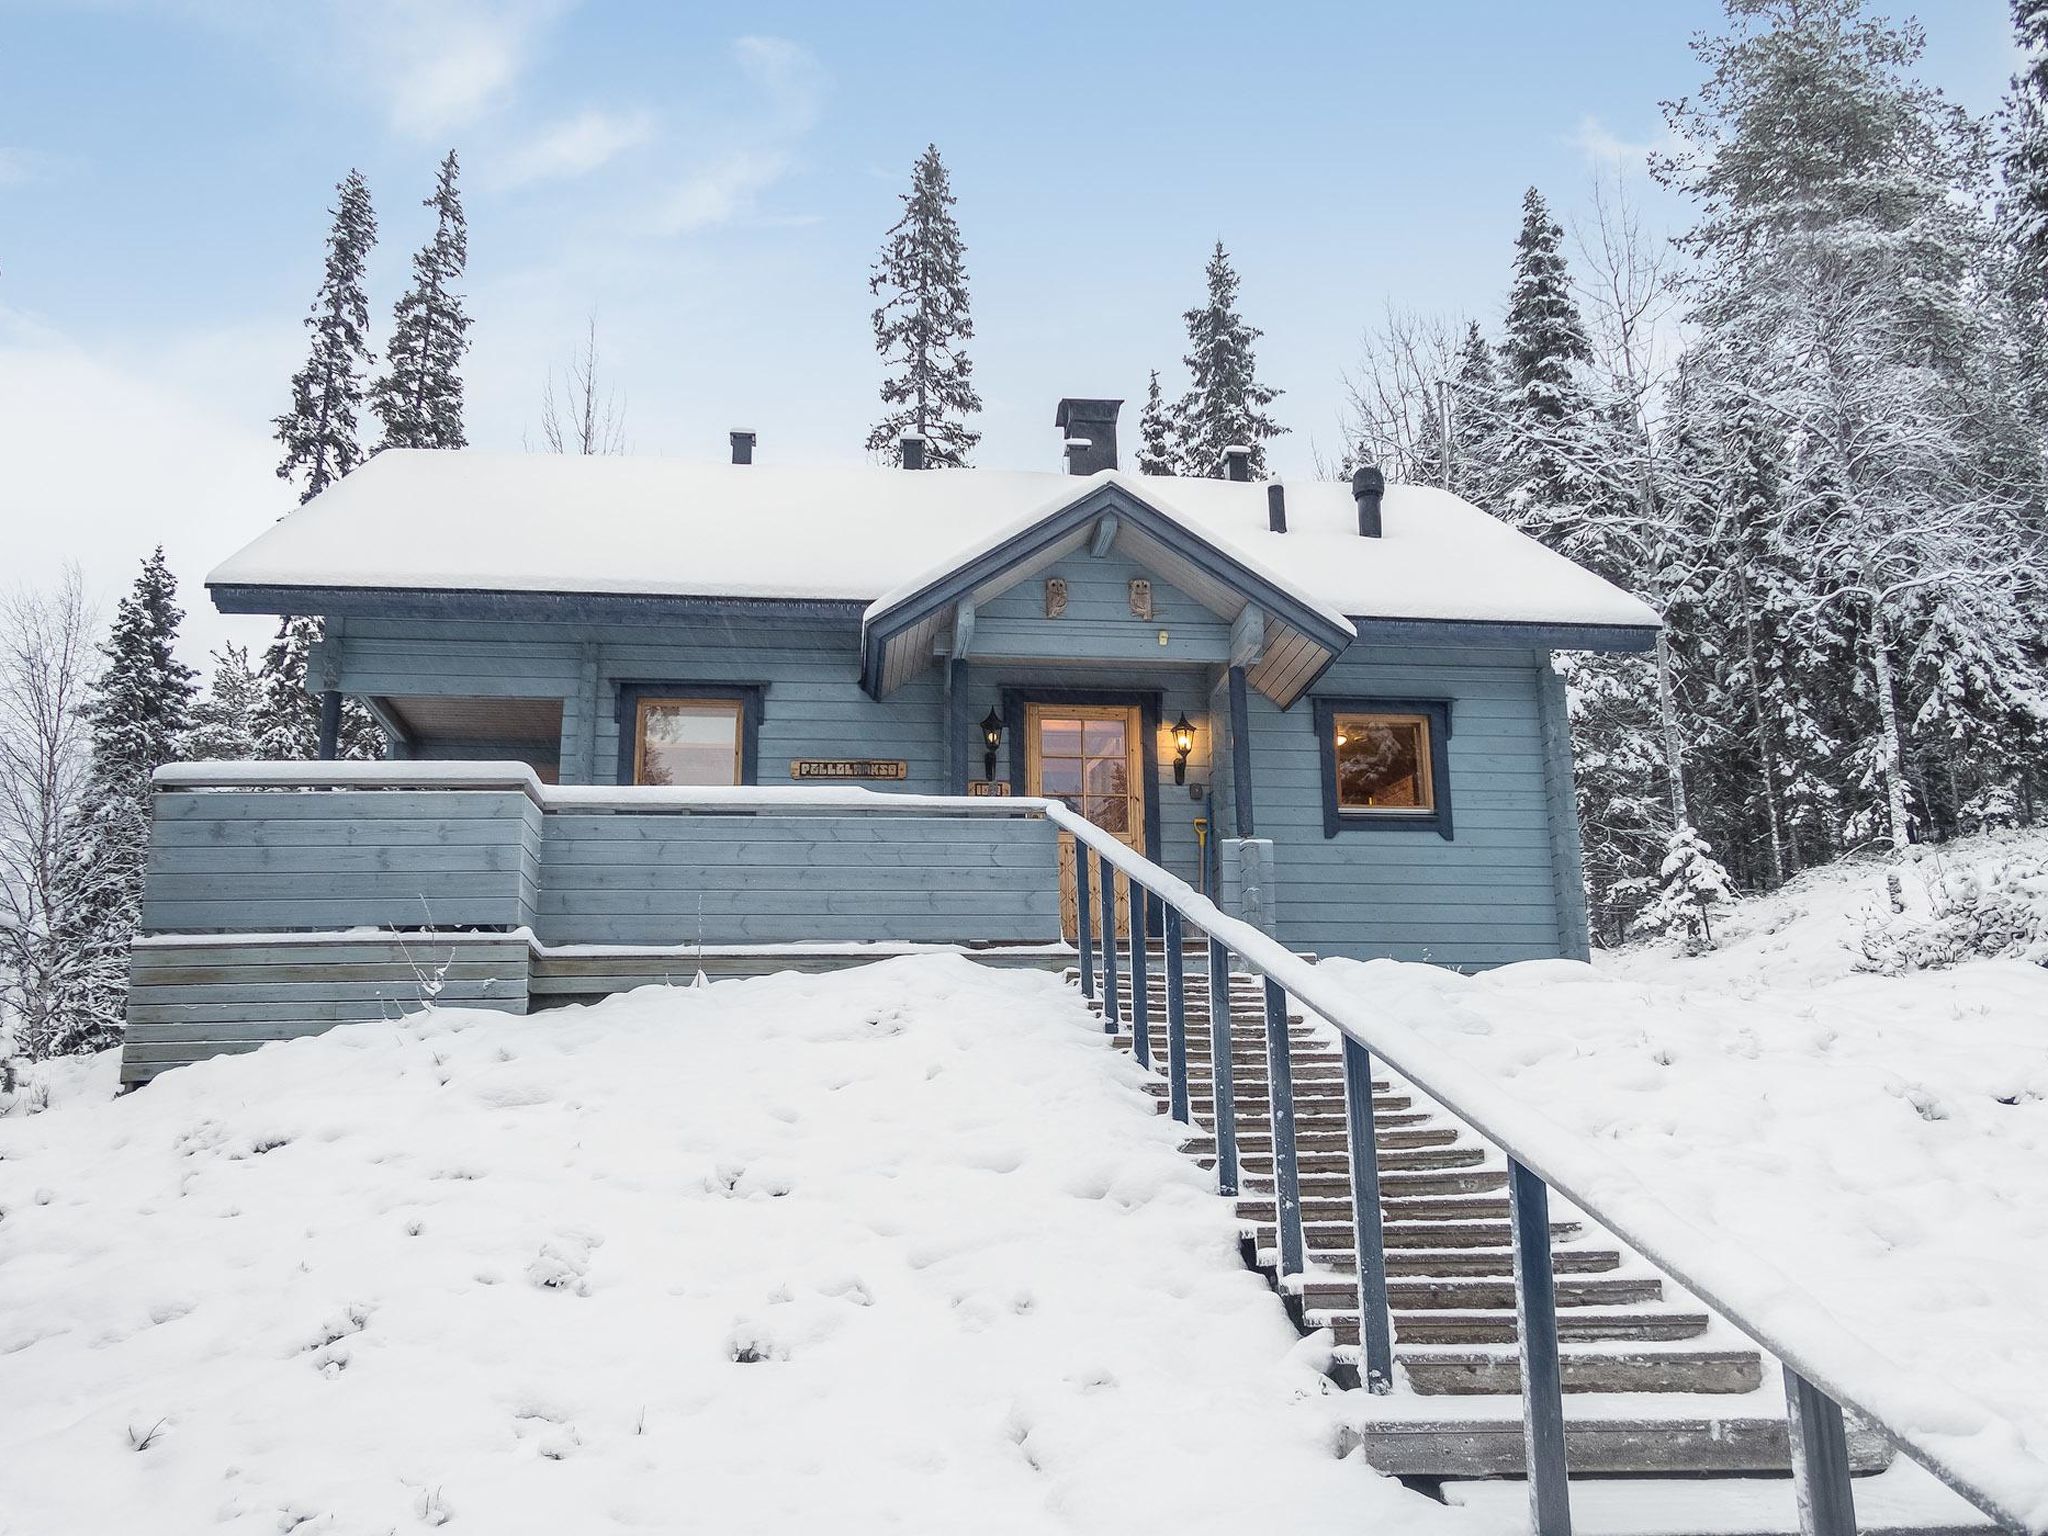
left=653, top=36, right=825, bottom=235
left=495, top=108, right=656, bottom=188
left=1568, top=114, right=1678, bottom=172
left=661, top=149, right=793, bottom=234
left=0, top=147, right=49, bottom=186
left=0, top=308, right=288, bottom=669
left=325, top=0, right=571, bottom=138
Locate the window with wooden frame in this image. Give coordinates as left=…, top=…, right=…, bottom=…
left=614, top=683, right=764, bottom=786
left=1311, top=697, right=1453, bottom=839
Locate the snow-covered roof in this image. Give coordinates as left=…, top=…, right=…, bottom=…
left=207, top=449, right=1660, bottom=633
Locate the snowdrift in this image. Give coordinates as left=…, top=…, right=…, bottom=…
left=0, top=958, right=1459, bottom=1536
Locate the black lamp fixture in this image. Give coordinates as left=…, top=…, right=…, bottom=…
left=980, top=708, right=1005, bottom=781
left=1171, top=713, right=1196, bottom=785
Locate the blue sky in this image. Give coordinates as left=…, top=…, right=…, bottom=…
left=0, top=0, right=2019, bottom=663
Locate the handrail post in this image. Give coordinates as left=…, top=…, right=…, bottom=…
left=1098, top=852, right=1119, bottom=1036
left=1786, top=1369, right=1858, bottom=1536
left=1207, top=936, right=1239, bottom=1197
left=1129, top=880, right=1151, bottom=1069
left=1163, top=908, right=1189, bottom=1122
left=1342, top=1035, right=1395, bottom=1393
left=1264, top=975, right=1304, bottom=1279
left=1075, top=841, right=1095, bottom=1002
left=1509, top=1157, right=1571, bottom=1536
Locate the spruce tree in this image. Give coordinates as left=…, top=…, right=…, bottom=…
left=1497, top=188, right=1636, bottom=580
left=372, top=149, right=472, bottom=452
left=1632, top=824, right=1738, bottom=952
left=46, top=550, right=197, bottom=1054
left=1173, top=241, right=1286, bottom=477
left=275, top=169, right=377, bottom=501
left=866, top=144, right=981, bottom=468
left=248, top=617, right=381, bottom=761
left=184, top=642, right=261, bottom=761
left=1135, top=370, right=1182, bottom=475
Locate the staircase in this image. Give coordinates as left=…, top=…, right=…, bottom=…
left=1073, top=955, right=1896, bottom=1482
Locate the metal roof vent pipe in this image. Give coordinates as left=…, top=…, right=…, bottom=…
left=900, top=433, right=927, bottom=471
left=1267, top=481, right=1287, bottom=533
left=729, top=429, right=756, bottom=465
left=1353, top=464, right=1387, bottom=538
left=1223, top=445, right=1252, bottom=481
left=1055, top=398, right=1123, bottom=475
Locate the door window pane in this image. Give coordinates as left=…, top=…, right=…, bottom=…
left=1039, top=718, right=1083, bottom=756
left=1333, top=714, right=1433, bottom=811
left=1082, top=719, right=1126, bottom=756
left=636, top=699, right=742, bottom=786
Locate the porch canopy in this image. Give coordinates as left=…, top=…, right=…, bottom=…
left=858, top=477, right=1357, bottom=708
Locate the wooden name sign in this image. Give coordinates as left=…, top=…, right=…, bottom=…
left=790, top=758, right=909, bottom=781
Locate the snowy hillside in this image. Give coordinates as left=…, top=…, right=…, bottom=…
left=0, top=959, right=1475, bottom=1536
left=1321, top=830, right=2048, bottom=1480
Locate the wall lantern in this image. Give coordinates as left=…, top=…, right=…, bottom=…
left=980, top=708, right=1005, bottom=781
left=1171, top=714, right=1196, bottom=785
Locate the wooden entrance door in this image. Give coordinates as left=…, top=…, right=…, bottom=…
left=1025, top=703, right=1146, bottom=941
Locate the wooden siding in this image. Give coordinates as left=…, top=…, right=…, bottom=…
left=1252, top=643, right=1569, bottom=968
left=334, top=615, right=949, bottom=792
left=122, top=934, right=531, bottom=1085
left=142, top=787, right=540, bottom=934
left=534, top=810, right=1062, bottom=945
left=973, top=549, right=1233, bottom=665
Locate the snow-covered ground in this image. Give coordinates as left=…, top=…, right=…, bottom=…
left=1321, top=831, right=2048, bottom=1500
left=0, top=958, right=1479, bottom=1536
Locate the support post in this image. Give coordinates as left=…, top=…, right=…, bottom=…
left=946, top=657, right=971, bottom=794
left=1264, top=976, right=1303, bottom=1278
left=1164, top=908, right=1189, bottom=1122
left=1097, top=852, right=1118, bottom=1036
left=1074, top=838, right=1095, bottom=1002
left=1509, top=1158, right=1571, bottom=1536
left=1128, top=877, right=1151, bottom=1068
left=1342, top=1035, right=1395, bottom=1392
left=1785, top=1369, right=1858, bottom=1536
left=316, top=689, right=342, bottom=761
left=1228, top=664, right=1255, bottom=838
left=1208, top=936, right=1239, bottom=1197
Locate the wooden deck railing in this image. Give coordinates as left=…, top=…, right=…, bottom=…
left=1048, top=802, right=2048, bottom=1536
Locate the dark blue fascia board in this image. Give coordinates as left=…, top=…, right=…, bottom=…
left=859, top=482, right=1355, bottom=697
left=1347, top=616, right=1660, bottom=653
left=210, top=583, right=869, bottom=627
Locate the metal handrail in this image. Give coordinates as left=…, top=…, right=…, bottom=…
left=1045, top=801, right=2047, bottom=1536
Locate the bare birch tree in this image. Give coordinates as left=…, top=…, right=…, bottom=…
left=0, top=568, right=96, bottom=1064
left=538, top=314, right=626, bottom=455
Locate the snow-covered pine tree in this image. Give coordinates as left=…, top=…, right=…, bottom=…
left=865, top=145, right=981, bottom=469
left=1659, top=0, right=2040, bottom=855
left=1444, top=321, right=1509, bottom=508
left=44, top=550, right=197, bottom=1054
left=1496, top=188, right=1640, bottom=583
left=1136, top=370, right=1181, bottom=475
left=2007, top=1, right=2048, bottom=260
left=248, top=617, right=381, bottom=762
left=1173, top=241, right=1286, bottom=478
left=184, top=642, right=260, bottom=761
left=372, top=150, right=472, bottom=452
left=1631, top=823, right=1737, bottom=952
left=275, top=169, right=377, bottom=501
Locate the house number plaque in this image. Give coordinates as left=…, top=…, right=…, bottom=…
left=789, top=759, right=908, bottom=781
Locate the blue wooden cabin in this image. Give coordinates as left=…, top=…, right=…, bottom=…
left=125, top=399, right=1657, bottom=1085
